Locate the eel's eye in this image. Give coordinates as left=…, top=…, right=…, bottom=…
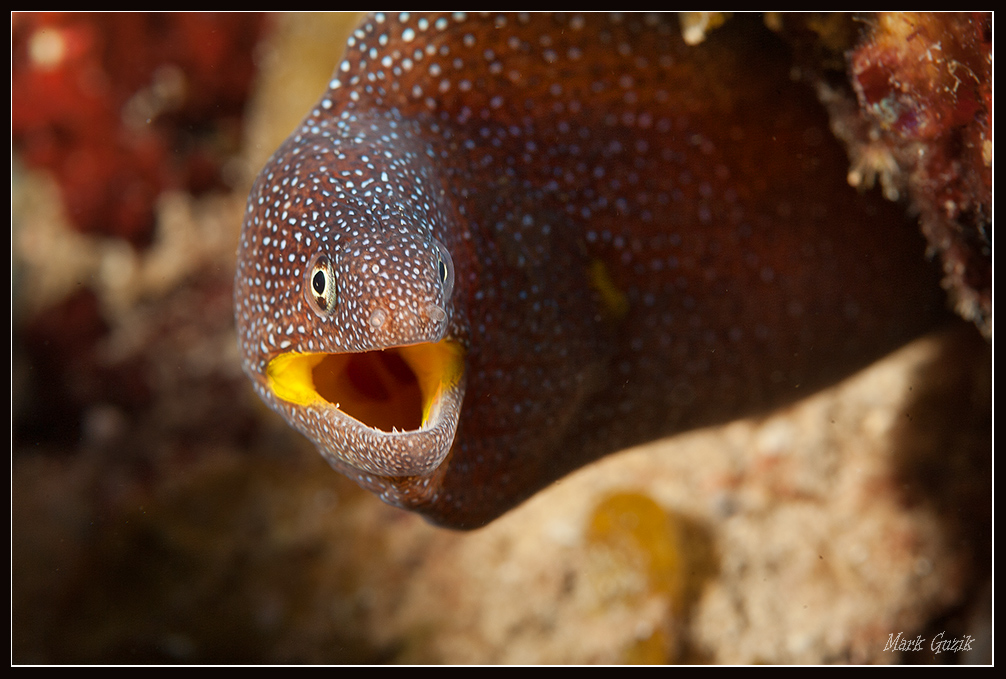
left=433, top=239, right=455, bottom=301
left=305, top=253, right=337, bottom=316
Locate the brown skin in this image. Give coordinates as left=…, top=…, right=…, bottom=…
left=239, top=14, right=946, bottom=529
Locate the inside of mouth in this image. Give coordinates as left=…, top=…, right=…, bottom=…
left=266, top=341, right=462, bottom=433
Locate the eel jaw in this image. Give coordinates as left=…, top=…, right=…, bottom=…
left=264, top=340, right=465, bottom=477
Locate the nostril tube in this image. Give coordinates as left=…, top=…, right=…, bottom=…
left=426, top=304, right=446, bottom=323
left=369, top=307, right=389, bottom=329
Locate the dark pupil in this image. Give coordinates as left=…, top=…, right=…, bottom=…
left=438, top=259, right=447, bottom=283
left=312, top=270, right=326, bottom=296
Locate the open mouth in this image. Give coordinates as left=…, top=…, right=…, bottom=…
left=265, top=340, right=464, bottom=434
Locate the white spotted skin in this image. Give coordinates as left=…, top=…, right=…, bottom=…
left=236, top=112, right=460, bottom=366
left=235, top=13, right=942, bottom=528
left=234, top=106, right=466, bottom=478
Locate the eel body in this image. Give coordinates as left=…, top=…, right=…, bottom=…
left=235, top=13, right=944, bottom=528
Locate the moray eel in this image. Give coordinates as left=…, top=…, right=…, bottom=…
left=235, top=13, right=944, bottom=528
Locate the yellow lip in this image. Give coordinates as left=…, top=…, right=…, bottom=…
left=265, top=340, right=464, bottom=433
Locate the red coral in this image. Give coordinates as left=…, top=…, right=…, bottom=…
left=849, top=13, right=992, bottom=337
left=12, top=13, right=270, bottom=247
